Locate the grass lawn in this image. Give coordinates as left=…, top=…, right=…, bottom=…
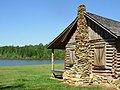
left=0, top=64, right=101, bottom=90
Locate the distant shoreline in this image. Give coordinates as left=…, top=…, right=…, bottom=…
left=0, top=44, right=64, bottom=60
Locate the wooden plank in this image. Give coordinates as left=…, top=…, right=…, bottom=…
left=52, top=70, right=64, bottom=78
left=117, top=64, right=120, bottom=67
left=117, top=56, right=120, bottom=58
left=106, top=60, right=112, bottom=63
left=93, top=70, right=112, bottom=73
left=106, top=51, right=114, bottom=53
left=106, top=57, right=113, bottom=59
left=116, top=72, right=120, bottom=74
left=106, top=48, right=114, bottom=50
left=117, top=53, right=120, bottom=55
left=105, top=67, right=112, bottom=69
left=93, top=67, right=112, bottom=70
left=116, top=69, right=120, bottom=72
left=106, top=66, right=112, bottom=68
left=51, top=49, right=54, bottom=70
left=106, top=45, right=115, bottom=47
left=106, top=64, right=112, bottom=67
left=117, top=62, right=120, bottom=65
left=106, top=63, right=113, bottom=66
left=106, top=53, right=113, bottom=56
left=52, top=70, right=64, bottom=74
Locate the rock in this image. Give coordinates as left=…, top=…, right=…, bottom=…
left=112, top=79, right=120, bottom=85
left=90, top=73, right=93, bottom=79
left=101, top=80, right=107, bottom=83
left=76, top=74, right=81, bottom=78
left=116, top=84, right=120, bottom=90
left=107, top=76, right=113, bottom=84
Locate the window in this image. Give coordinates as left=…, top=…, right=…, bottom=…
left=94, top=43, right=105, bottom=67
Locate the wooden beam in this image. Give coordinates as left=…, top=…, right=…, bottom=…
left=51, top=49, right=54, bottom=70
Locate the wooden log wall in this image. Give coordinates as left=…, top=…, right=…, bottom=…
left=65, top=42, right=76, bottom=69
left=90, top=39, right=116, bottom=76
left=116, top=52, right=120, bottom=77
left=65, top=43, right=76, bottom=70
left=115, top=38, right=120, bottom=77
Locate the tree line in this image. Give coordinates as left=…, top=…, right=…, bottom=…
left=0, top=43, right=64, bottom=60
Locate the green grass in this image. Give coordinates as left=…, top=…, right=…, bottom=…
left=0, top=64, right=101, bottom=90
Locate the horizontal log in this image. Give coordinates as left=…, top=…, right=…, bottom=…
left=106, top=48, right=115, bottom=50
left=106, top=63, right=113, bottom=66
left=106, top=54, right=113, bottom=57
left=106, top=51, right=113, bottom=53
left=118, top=59, right=120, bottom=61
left=117, top=64, right=120, bottom=66
left=106, top=60, right=112, bottom=63
left=117, top=53, right=120, bottom=55
left=117, top=62, right=120, bottom=65
left=116, top=72, right=120, bottom=74
left=106, top=50, right=114, bottom=52
left=106, top=57, right=113, bottom=59
left=106, top=52, right=113, bottom=54
left=116, top=69, right=120, bottom=72
left=106, top=45, right=115, bottom=47
left=105, top=67, right=112, bottom=69
left=117, top=56, right=120, bottom=58
left=106, top=64, right=112, bottom=67
left=117, top=66, right=120, bottom=68
left=93, top=67, right=112, bottom=70
left=93, top=70, right=112, bottom=73
left=93, top=39, right=115, bottom=42
left=66, top=56, right=70, bottom=58
left=66, top=55, right=70, bottom=57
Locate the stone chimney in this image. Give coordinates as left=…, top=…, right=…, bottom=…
left=63, top=4, right=93, bottom=86
left=78, top=4, right=86, bottom=17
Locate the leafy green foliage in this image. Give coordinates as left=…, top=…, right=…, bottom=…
left=0, top=44, right=64, bottom=60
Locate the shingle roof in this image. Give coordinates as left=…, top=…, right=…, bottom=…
left=86, top=12, right=120, bottom=36
left=48, top=12, right=120, bottom=49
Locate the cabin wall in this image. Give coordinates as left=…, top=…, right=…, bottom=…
left=90, top=39, right=116, bottom=76
left=64, top=30, right=76, bottom=70
left=116, top=38, right=120, bottom=77
left=64, top=17, right=120, bottom=77
left=87, top=19, right=117, bottom=77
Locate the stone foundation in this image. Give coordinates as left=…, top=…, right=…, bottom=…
left=63, top=72, right=120, bottom=89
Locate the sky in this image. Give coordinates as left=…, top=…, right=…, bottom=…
left=0, top=0, right=120, bottom=46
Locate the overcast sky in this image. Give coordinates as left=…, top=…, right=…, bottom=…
left=0, top=0, right=120, bottom=46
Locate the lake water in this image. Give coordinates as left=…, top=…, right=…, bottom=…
left=0, top=60, right=64, bottom=66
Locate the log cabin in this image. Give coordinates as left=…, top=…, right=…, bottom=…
left=48, top=5, right=120, bottom=79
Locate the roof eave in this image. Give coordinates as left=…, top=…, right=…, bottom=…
left=47, top=17, right=78, bottom=49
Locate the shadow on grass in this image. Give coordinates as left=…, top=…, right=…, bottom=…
left=0, top=83, right=24, bottom=89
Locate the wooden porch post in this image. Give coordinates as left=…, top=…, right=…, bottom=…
left=51, top=49, right=54, bottom=70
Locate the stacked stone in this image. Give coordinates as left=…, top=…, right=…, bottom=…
left=63, top=4, right=93, bottom=86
